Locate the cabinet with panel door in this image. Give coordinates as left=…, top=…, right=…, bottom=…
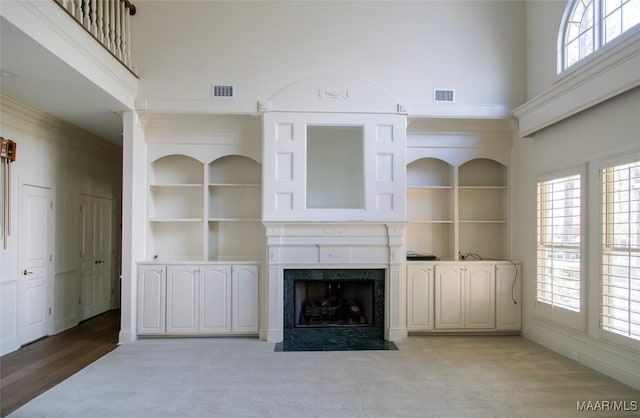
left=137, top=263, right=258, bottom=336
left=406, top=264, right=435, bottom=331
left=434, top=263, right=494, bottom=329
left=407, top=261, right=520, bottom=332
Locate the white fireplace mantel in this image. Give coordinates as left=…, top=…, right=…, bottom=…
left=261, top=222, right=407, bottom=343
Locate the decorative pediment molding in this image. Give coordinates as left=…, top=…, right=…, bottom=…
left=262, top=75, right=402, bottom=114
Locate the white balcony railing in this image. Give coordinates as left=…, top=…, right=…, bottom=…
left=54, top=0, right=136, bottom=72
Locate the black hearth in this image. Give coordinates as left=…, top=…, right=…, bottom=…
left=277, top=269, right=396, bottom=351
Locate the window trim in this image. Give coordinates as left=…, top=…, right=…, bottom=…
left=599, top=152, right=640, bottom=351
left=535, top=167, right=587, bottom=331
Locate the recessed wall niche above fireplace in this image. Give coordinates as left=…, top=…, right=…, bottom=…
left=277, top=269, right=396, bottom=351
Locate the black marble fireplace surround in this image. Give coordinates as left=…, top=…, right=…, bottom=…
left=276, top=268, right=397, bottom=351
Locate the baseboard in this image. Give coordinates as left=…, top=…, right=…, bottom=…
left=266, top=329, right=283, bottom=343
left=387, top=327, right=408, bottom=342
left=53, top=319, right=79, bottom=335
left=118, top=330, right=136, bottom=345
left=523, top=329, right=640, bottom=390
left=0, top=335, right=20, bottom=356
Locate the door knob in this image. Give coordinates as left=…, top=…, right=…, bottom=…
left=22, top=270, right=33, bottom=275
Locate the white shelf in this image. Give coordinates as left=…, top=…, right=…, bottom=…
left=151, top=183, right=204, bottom=188
left=458, top=186, right=507, bottom=190
left=209, top=183, right=261, bottom=188
left=407, top=220, right=454, bottom=224
left=407, top=185, right=454, bottom=190
left=208, top=218, right=261, bottom=222
left=150, top=218, right=204, bottom=223
left=459, top=220, right=507, bottom=224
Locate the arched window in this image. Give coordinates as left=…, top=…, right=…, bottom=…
left=559, top=0, right=640, bottom=73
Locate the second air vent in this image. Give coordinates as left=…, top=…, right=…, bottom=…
left=212, top=84, right=234, bottom=98
left=434, top=89, right=455, bottom=103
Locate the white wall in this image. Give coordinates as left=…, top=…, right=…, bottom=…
left=513, top=1, right=640, bottom=389
left=524, top=0, right=566, bottom=99
left=131, top=1, right=525, bottom=118
left=0, top=95, right=122, bottom=355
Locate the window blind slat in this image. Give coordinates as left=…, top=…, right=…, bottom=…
left=602, top=160, right=640, bottom=342
left=537, top=174, right=582, bottom=313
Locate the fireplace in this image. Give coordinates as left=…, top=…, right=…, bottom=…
left=295, top=279, right=374, bottom=328
left=263, top=223, right=408, bottom=347
left=279, top=269, right=395, bottom=351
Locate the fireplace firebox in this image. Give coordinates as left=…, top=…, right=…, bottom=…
left=295, top=280, right=374, bottom=327
left=279, top=269, right=395, bottom=351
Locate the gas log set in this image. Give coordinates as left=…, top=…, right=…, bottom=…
left=299, top=294, right=368, bottom=326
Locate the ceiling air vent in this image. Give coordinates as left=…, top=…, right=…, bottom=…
left=434, top=89, right=455, bottom=103
left=212, top=84, right=234, bottom=99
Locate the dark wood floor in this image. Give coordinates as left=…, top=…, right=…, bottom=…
left=0, top=309, right=120, bottom=417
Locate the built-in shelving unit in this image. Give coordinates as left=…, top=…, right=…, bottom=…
left=149, top=155, right=205, bottom=261
left=148, top=154, right=263, bottom=262
left=208, top=155, right=263, bottom=261
left=406, top=157, right=508, bottom=261
left=458, top=158, right=508, bottom=260
left=406, top=158, right=455, bottom=260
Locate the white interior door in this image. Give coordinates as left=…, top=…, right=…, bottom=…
left=80, top=194, right=114, bottom=320
left=95, top=198, right=113, bottom=314
left=80, top=194, right=97, bottom=320
left=19, top=184, right=52, bottom=345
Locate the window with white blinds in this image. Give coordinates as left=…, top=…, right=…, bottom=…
left=602, top=160, right=640, bottom=342
left=537, top=174, right=582, bottom=312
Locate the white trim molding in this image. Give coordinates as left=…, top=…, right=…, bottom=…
left=0, top=94, right=122, bottom=164
left=0, top=0, right=137, bottom=109
left=514, top=31, right=640, bottom=137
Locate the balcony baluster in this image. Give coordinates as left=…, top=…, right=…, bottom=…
left=53, top=0, right=136, bottom=73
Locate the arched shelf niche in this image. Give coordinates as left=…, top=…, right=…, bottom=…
left=148, top=154, right=205, bottom=261
left=208, top=155, right=263, bottom=261
left=406, top=157, right=455, bottom=261
left=458, top=158, right=508, bottom=261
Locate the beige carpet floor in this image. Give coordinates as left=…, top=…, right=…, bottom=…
left=8, top=335, right=640, bottom=417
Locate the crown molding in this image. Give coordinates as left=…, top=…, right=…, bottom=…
left=1, top=94, right=122, bottom=164
left=513, top=32, right=640, bottom=137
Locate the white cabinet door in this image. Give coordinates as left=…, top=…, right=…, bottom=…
left=407, top=264, right=434, bottom=331
left=496, top=263, right=521, bottom=330
left=137, top=265, right=166, bottom=334
left=166, top=265, right=199, bottom=334
left=232, top=265, right=259, bottom=333
left=464, top=265, right=495, bottom=329
left=435, top=265, right=465, bottom=329
left=200, top=265, right=232, bottom=333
